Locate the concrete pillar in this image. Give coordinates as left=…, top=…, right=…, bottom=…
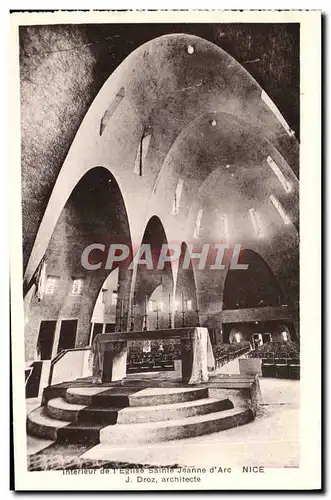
left=194, top=267, right=227, bottom=332
left=115, top=267, right=133, bottom=332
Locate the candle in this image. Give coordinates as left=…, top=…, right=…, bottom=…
left=181, top=291, right=184, bottom=312
left=144, top=295, right=147, bottom=315
left=168, top=293, right=171, bottom=313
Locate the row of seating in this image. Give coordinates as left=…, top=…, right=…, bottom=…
left=126, top=349, right=176, bottom=372
left=127, top=360, right=175, bottom=373
left=253, top=352, right=300, bottom=360
left=262, top=356, right=300, bottom=364
left=262, top=360, right=300, bottom=379
left=129, top=353, right=177, bottom=361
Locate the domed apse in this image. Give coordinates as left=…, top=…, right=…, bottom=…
left=133, top=216, right=173, bottom=331
left=24, top=167, right=132, bottom=360
left=223, top=249, right=284, bottom=310
left=222, top=249, right=297, bottom=344
left=174, top=243, right=198, bottom=328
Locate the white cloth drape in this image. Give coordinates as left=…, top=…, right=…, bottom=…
left=188, top=327, right=215, bottom=384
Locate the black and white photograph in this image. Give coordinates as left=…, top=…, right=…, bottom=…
left=9, top=9, right=321, bottom=491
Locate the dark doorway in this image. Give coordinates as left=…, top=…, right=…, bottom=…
left=57, top=319, right=78, bottom=353
left=37, top=320, right=56, bottom=360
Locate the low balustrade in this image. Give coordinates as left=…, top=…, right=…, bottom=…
left=212, top=342, right=251, bottom=369
left=248, top=352, right=300, bottom=379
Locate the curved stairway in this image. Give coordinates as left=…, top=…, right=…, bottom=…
left=27, top=384, right=254, bottom=449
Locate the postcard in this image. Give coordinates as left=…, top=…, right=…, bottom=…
left=9, top=9, right=321, bottom=491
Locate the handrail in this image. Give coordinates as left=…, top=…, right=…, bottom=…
left=214, top=346, right=251, bottom=368
left=25, top=366, right=33, bottom=387
left=48, top=346, right=91, bottom=386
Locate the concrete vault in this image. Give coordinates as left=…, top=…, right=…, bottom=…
left=22, top=33, right=299, bottom=359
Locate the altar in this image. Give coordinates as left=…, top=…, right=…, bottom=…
left=89, top=327, right=215, bottom=385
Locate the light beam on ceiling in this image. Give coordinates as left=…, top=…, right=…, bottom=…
left=261, top=90, right=295, bottom=137
left=270, top=194, right=291, bottom=225
left=267, top=155, right=292, bottom=193
left=249, top=208, right=264, bottom=238
left=220, top=213, right=229, bottom=241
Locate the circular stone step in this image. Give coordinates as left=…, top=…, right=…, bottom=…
left=27, top=407, right=69, bottom=441
left=100, top=407, right=254, bottom=445
left=46, top=398, right=87, bottom=422
left=116, top=397, right=233, bottom=424
left=46, top=397, right=121, bottom=425
left=65, top=386, right=115, bottom=406
left=128, top=387, right=209, bottom=407
left=65, top=386, right=209, bottom=407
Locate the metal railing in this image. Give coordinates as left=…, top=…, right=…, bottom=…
left=48, top=346, right=91, bottom=386
left=214, top=346, right=251, bottom=369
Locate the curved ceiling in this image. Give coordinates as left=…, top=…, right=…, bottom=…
left=150, top=110, right=298, bottom=238
left=21, top=26, right=299, bottom=273
left=23, top=33, right=299, bottom=310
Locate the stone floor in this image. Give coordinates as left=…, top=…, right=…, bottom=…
left=26, top=376, right=299, bottom=469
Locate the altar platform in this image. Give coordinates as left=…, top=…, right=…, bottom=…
left=27, top=370, right=261, bottom=469
left=26, top=327, right=261, bottom=469
left=27, top=365, right=298, bottom=472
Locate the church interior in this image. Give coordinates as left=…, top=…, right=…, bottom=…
left=21, top=24, right=300, bottom=469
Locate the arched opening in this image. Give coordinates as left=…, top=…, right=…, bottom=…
left=147, top=284, right=167, bottom=331
left=174, top=242, right=198, bottom=328
left=133, top=215, right=173, bottom=332
left=223, top=249, right=285, bottom=310
left=222, top=249, right=297, bottom=344
left=24, top=167, right=132, bottom=361
left=125, top=216, right=176, bottom=374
